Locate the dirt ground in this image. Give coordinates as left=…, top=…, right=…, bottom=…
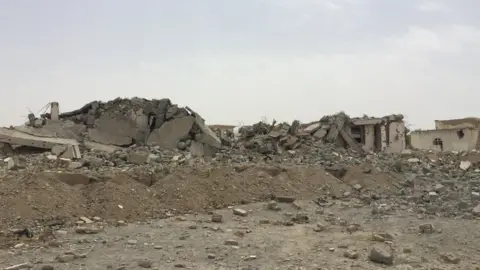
left=1, top=200, right=478, bottom=269
left=0, top=164, right=477, bottom=269
left=0, top=164, right=391, bottom=230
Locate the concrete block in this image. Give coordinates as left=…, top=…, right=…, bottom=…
left=128, top=151, right=151, bottom=165
left=0, top=128, right=81, bottom=158
left=193, top=116, right=221, bottom=148
left=88, top=114, right=138, bottom=146
left=88, top=128, right=133, bottom=146
left=147, top=116, right=195, bottom=149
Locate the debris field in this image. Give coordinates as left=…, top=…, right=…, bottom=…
left=0, top=97, right=479, bottom=269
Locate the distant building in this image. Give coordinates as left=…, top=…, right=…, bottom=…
left=349, top=115, right=406, bottom=153
left=410, top=117, right=480, bottom=151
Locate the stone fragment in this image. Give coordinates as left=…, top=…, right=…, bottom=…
left=147, top=116, right=194, bottom=149
left=4, top=263, right=33, bottom=270
left=440, top=252, right=460, bottom=264
left=343, top=250, right=359, bottom=259
left=267, top=201, right=281, bottom=211
left=5, top=156, right=26, bottom=170
left=211, top=214, right=223, bottom=223
left=419, top=223, right=434, bottom=234
left=233, top=208, right=248, bottom=217
left=275, top=196, right=295, bottom=203
left=224, top=239, right=239, bottom=246
left=56, top=254, right=75, bottom=263
left=460, top=160, right=472, bottom=170
left=369, top=244, right=394, bottom=265
left=127, top=151, right=151, bottom=165
left=68, top=161, right=83, bottom=169
left=137, top=259, right=153, bottom=268
left=473, top=204, right=480, bottom=216
left=314, top=223, right=326, bottom=232
left=74, top=226, right=102, bottom=234
left=79, top=217, right=93, bottom=224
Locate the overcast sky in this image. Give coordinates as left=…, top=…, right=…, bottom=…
left=0, top=0, right=478, bottom=129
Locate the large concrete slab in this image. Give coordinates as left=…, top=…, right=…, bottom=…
left=0, top=128, right=81, bottom=158
left=147, top=116, right=195, bottom=149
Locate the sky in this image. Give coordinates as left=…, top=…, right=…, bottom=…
left=1, top=0, right=479, bottom=129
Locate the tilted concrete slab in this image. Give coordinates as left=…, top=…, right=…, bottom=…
left=0, top=128, right=81, bottom=158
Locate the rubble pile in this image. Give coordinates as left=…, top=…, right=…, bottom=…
left=10, top=97, right=222, bottom=159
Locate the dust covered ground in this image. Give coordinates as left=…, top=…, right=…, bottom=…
left=1, top=200, right=479, bottom=269
left=0, top=163, right=479, bottom=269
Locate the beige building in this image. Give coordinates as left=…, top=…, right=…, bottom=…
left=349, top=115, right=406, bottom=153
left=410, top=117, right=480, bottom=151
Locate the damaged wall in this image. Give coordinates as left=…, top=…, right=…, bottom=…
left=410, top=128, right=478, bottom=152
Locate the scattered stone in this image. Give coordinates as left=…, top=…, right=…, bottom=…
left=267, top=201, right=281, bottom=211
left=313, top=223, right=326, bottom=232
left=75, top=226, right=102, bottom=234
left=343, top=250, right=359, bottom=259
left=137, top=259, right=153, bottom=268
left=117, top=220, right=127, bottom=226
left=233, top=208, right=248, bottom=217
left=211, top=214, right=223, bottom=223
left=40, top=265, right=54, bottom=270
left=207, top=253, right=216, bottom=259
left=79, top=216, right=93, bottom=224
left=4, top=263, right=33, bottom=270
left=224, top=239, right=239, bottom=246
left=275, top=196, right=295, bottom=203
left=369, top=244, right=394, bottom=265
left=440, top=252, right=460, bottom=264
left=56, top=254, right=75, bottom=263
left=419, top=223, right=435, bottom=234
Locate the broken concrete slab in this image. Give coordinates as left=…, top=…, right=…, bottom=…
left=0, top=128, right=81, bottom=159
left=83, top=141, right=120, bottom=153
left=147, top=116, right=195, bottom=149
left=5, top=156, right=26, bottom=170
left=88, top=129, right=133, bottom=146
left=339, top=128, right=365, bottom=155
left=193, top=121, right=221, bottom=148
left=88, top=114, right=139, bottom=146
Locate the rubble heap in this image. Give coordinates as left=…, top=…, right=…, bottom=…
left=218, top=112, right=365, bottom=156
left=8, top=97, right=222, bottom=158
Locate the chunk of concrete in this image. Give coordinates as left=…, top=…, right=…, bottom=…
left=0, top=128, right=81, bottom=158
left=88, top=114, right=138, bottom=146
left=88, top=129, right=133, bottom=146
left=190, top=140, right=217, bottom=157
left=147, top=116, right=195, bottom=149
left=5, top=156, right=26, bottom=170
left=190, top=113, right=221, bottom=148
left=128, top=151, right=151, bottom=165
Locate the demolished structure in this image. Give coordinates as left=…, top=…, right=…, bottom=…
left=0, top=97, right=406, bottom=167
left=219, top=112, right=406, bottom=155
left=1, top=98, right=222, bottom=160
left=410, top=117, right=480, bottom=151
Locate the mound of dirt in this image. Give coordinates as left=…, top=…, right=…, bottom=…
left=0, top=164, right=400, bottom=231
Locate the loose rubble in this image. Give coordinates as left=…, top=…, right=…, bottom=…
left=0, top=97, right=479, bottom=268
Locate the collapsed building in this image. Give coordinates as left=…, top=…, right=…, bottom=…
left=410, top=117, right=480, bottom=151
left=220, top=112, right=406, bottom=155
left=0, top=98, right=407, bottom=164
left=0, top=98, right=221, bottom=159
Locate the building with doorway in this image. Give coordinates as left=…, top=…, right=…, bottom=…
left=349, top=115, right=406, bottom=153
left=410, top=117, right=480, bottom=151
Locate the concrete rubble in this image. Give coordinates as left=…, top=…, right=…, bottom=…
left=0, top=98, right=222, bottom=164
left=1, top=98, right=480, bottom=269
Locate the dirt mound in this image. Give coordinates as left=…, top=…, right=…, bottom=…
left=0, top=164, right=401, bottom=231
